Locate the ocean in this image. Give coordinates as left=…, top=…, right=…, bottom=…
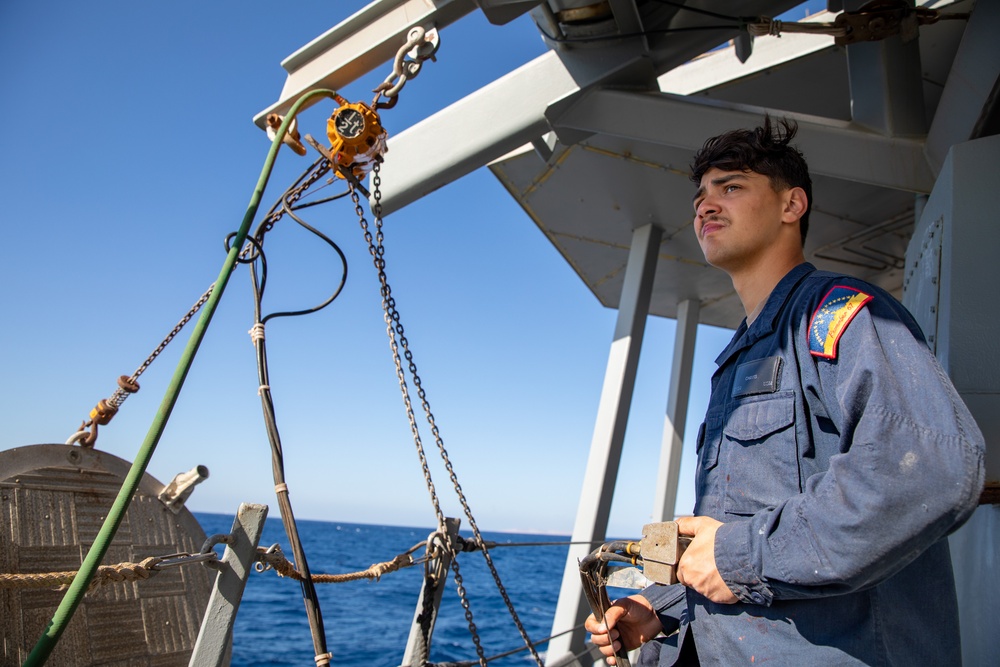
left=195, top=513, right=576, bottom=666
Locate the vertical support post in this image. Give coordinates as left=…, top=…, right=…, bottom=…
left=401, top=518, right=461, bottom=667
left=546, top=224, right=662, bottom=667
left=652, top=299, right=700, bottom=522
left=189, top=503, right=269, bottom=667
left=844, top=0, right=926, bottom=137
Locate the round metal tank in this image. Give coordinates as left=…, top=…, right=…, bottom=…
left=1, top=444, right=214, bottom=666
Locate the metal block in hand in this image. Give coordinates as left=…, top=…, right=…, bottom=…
left=640, top=522, right=690, bottom=585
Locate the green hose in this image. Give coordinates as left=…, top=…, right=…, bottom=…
left=24, top=88, right=339, bottom=666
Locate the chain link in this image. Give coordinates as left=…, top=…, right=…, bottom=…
left=105, top=161, right=331, bottom=413
left=68, top=161, right=337, bottom=454
left=351, top=163, right=543, bottom=667
left=450, top=558, right=487, bottom=666
left=107, top=286, right=214, bottom=408
left=249, top=161, right=331, bottom=243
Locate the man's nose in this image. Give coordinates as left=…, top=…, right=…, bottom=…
left=696, top=198, right=719, bottom=219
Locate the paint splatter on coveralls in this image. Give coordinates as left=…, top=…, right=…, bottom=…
left=639, top=263, right=984, bottom=666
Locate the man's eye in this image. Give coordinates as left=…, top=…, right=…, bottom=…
left=725, top=184, right=740, bottom=193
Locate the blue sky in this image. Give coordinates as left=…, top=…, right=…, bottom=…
left=0, top=1, right=744, bottom=536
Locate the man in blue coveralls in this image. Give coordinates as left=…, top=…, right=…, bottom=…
left=586, top=118, right=985, bottom=665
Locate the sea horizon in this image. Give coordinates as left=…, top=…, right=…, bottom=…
left=194, top=511, right=579, bottom=666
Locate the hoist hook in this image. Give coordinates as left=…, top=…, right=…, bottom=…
left=67, top=375, right=141, bottom=448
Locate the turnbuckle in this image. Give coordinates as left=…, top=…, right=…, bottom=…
left=152, top=551, right=219, bottom=570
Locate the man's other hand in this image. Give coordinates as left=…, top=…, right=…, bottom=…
left=584, top=594, right=663, bottom=665
left=676, top=516, right=738, bottom=604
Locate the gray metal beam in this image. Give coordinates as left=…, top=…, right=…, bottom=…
left=844, top=3, right=926, bottom=137
left=190, top=503, right=269, bottom=667
left=652, top=298, right=699, bottom=522
left=253, top=0, right=477, bottom=129
left=547, top=223, right=662, bottom=667
left=370, top=1, right=810, bottom=215
left=548, top=88, right=936, bottom=193
left=376, top=46, right=651, bottom=215
left=925, top=0, right=1000, bottom=175
left=378, top=51, right=572, bottom=214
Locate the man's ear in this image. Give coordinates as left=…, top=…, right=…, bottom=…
left=782, top=187, right=808, bottom=224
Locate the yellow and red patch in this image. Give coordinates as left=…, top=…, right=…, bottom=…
left=808, top=286, right=873, bottom=359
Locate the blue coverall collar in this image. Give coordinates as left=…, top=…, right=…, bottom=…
left=715, top=262, right=816, bottom=368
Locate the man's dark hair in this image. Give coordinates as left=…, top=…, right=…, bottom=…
left=691, top=116, right=812, bottom=244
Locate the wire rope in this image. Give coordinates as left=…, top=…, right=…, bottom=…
left=241, top=157, right=351, bottom=663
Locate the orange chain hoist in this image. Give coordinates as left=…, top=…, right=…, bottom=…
left=326, top=94, right=388, bottom=180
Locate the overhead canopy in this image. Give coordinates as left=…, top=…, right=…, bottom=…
left=258, top=0, right=999, bottom=329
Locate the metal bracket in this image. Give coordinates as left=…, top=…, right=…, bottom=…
left=158, top=465, right=210, bottom=514
left=189, top=503, right=269, bottom=667
left=401, top=517, right=461, bottom=666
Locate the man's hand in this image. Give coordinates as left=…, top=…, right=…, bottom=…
left=675, top=516, right=738, bottom=604
left=584, top=594, right=663, bottom=665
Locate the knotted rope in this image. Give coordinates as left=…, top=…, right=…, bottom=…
left=0, top=556, right=162, bottom=591
left=259, top=547, right=415, bottom=583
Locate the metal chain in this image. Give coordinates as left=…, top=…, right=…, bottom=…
left=250, top=161, right=331, bottom=243
left=93, top=162, right=333, bottom=435
left=450, top=558, right=487, bottom=666
left=351, top=163, right=544, bottom=667
left=108, top=286, right=214, bottom=408
left=371, top=26, right=440, bottom=110
left=350, top=176, right=446, bottom=529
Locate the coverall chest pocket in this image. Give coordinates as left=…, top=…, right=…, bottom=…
left=696, top=412, right=724, bottom=473
left=721, top=392, right=799, bottom=515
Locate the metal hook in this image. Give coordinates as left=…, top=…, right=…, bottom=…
left=200, top=533, right=233, bottom=554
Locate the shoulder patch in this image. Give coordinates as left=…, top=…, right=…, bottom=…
left=808, top=285, right=873, bottom=359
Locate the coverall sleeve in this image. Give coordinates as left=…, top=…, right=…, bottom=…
left=638, top=583, right=686, bottom=635
left=712, top=296, right=985, bottom=604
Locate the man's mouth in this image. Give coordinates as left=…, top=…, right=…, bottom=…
left=700, top=219, right=725, bottom=238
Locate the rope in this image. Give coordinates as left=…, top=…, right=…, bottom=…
left=260, top=548, right=415, bottom=584
left=0, top=557, right=161, bottom=591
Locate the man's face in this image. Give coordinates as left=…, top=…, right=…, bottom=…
left=692, top=168, right=791, bottom=271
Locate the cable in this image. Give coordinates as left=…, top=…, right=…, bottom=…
left=460, top=538, right=617, bottom=550
left=424, top=623, right=588, bottom=666
left=242, top=157, right=352, bottom=662
left=650, top=0, right=744, bottom=23
left=536, top=22, right=741, bottom=44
